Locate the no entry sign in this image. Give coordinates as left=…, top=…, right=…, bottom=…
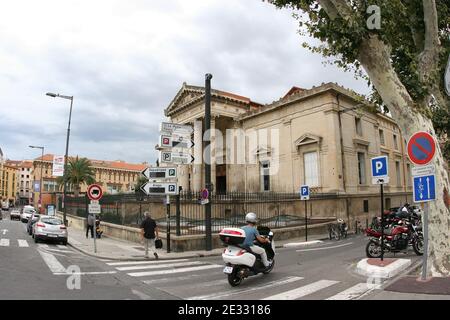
left=87, top=184, right=103, bottom=201
left=407, top=131, right=436, bottom=166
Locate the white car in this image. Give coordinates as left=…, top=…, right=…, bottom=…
left=10, top=209, right=21, bottom=221
left=33, top=215, right=68, bottom=245
left=21, top=205, right=36, bottom=223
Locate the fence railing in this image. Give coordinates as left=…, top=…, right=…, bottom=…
left=62, top=191, right=337, bottom=236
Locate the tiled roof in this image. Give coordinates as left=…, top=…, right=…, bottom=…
left=35, top=154, right=147, bottom=172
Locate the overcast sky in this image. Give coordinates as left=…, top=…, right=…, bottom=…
left=0, top=0, right=370, bottom=164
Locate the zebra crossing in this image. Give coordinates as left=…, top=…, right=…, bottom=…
left=0, top=238, right=69, bottom=250
left=105, top=258, right=380, bottom=300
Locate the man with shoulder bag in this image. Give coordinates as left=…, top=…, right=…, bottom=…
left=140, top=211, right=159, bottom=259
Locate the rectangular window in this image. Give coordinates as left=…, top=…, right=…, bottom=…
left=260, top=162, right=270, bottom=191
left=393, top=134, right=398, bottom=150
left=357, top=152, right=366, bottom=185
left=355, top=117, right=362, bottom=136
left=304, top=152, right=319, bottom=186
left=379, top=129, right=385, bottom=145
left=363, top=200, right=369, bottom=213
left=396, top=161, right=401, bottom=186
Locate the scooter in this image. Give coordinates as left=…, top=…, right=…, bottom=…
left=220, top=226, right=275, bottom=287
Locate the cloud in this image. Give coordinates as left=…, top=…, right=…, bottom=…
left=0, top=0, right=370, bottom=164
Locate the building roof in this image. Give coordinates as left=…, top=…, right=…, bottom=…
left=34, top=154, right=147, bottom=172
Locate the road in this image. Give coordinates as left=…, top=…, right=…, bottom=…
left=0, top=209, right=421, bottom=300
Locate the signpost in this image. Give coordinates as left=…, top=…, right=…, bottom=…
left=407, top=131, right=437, bottom=280
left=160, top=151, right=194, bottom=165
left=300, top=185, right=310, bottom=241
left=371, top=156, right=389, bottom=261
left=87, top=184, right=103, bottom=254
left=141, top=182, right=178, bottom=195
left=52, top=155, right=65, bottom=177
left=160, top=134, right=194, bottom=149
left=142, top=167, right=177, bottom=180
left=160, top=122, right=194, bottom=135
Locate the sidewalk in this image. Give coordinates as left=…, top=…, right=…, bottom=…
left=66, top=226, right=330, bottom=261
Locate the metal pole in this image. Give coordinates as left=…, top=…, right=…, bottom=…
left=421, top=202, right=429, bottom=280
left=166, top=194, right=171, bottom=253
left=63, top=97, right=74, bottom=226
left=205, top=73, right=213, bottom=251
left=305, top=200, right=308, bottom=242
left=39, top=148, right=44, bottom=214
left=380, top=182, right=384, bottom=261
left=176, top=186, right=181, bottom=236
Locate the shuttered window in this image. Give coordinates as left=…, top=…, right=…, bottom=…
left=304, top=152, right=319, bottom=186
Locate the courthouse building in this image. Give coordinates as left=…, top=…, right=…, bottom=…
left=164, top=82, right=413, bottom=223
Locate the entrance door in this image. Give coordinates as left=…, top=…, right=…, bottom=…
left=216, top=165, right=227, bottom=194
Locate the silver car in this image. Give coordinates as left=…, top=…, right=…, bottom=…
left=33, top=216, right=68, bottom=245
left=10, top=209, right=21, bottom=221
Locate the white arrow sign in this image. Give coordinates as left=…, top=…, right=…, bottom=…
left=160, top=135, right=194, bottom=149
left=1, top=229, right=8, bottom=235
left=160, top=122, right=193, bottom=134
left=141, top=167, right=177, bottom=180
left=141, top=182, right=178, bottom=195
left=160, top=151, right=194, bottom=164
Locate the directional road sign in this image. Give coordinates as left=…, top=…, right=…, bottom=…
left=300, top=185, right=310, bottom=200
left=407, top=131, right=436, bottom=166
left=160, top=134, right=194, bottom=149
left=160, top=122, right=193, bottom=135
left=371, top=156, right=389, bottom=184
left=141, top=182, right=178, bottom=195
left=160, top=151, right=194, bottom=164
left=141, top=167, right=177, bottom=180
left=413, top=174, right=436, bottom=203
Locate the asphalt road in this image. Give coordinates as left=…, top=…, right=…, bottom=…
left=0, top=210, right=422, bottom=300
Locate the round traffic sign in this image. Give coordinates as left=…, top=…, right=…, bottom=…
left=201, top=188, right=209, bottom=200
left=407, top=131, right=436, bottom=165
left=87, top=184, right=103, bottom=201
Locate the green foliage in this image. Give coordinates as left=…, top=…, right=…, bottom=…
left=57, top=156, right=96, bottom=195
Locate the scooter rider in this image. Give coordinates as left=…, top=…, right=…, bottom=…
left=241, top=212, right=272, bottom=270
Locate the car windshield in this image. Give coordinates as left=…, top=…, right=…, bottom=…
left=41, top=218, right=62, bottom=225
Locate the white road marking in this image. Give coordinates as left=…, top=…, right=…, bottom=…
left=38, top=250, right=66, bottom=273
left=57, top=245, right=67, bottom=249
left=37, top=244, right=49, bottom=248
left=18, top=239, right=29, bottom=247
left=107, top=259, right=189, bottom=266
left=326, top=283, right=371, bottom=300
left=128, top=264, right=222, bottom=277
left=116, top=261, right=203, bottom=271
left=188, top=276, right=304, bottom=300
left=44, top=248, right=72, bottom=254
left=142, top=274, right=208, bottom=285
left=1, top=229, right=8, bottom=235
left=262, top=279, right=339, bottom=300
left=0, top=239, right=10, bottom=246
left=131, top=289, right=152, bottom=300
left=68, top=238, right=82, bottom=245
left=296, top=242, right=353, bottom=252
left=53, top=271, right=118, bottom=275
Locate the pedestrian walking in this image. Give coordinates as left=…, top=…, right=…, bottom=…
left=140, top=211, right=159, bottom=259
left=86, top=212, right=95, bottom=238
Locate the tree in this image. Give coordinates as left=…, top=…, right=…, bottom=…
left=57, top=156, right=95, bottom=197
left=268, top=0, right=449, bottom=276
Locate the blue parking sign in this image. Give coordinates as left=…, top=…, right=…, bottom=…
left=300, top=185, right=309, bottom=200
left=371, top=156, right=389, bottom=184
left=413, top=174, right=436, bottom=203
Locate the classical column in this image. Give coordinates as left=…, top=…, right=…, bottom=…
left=210, top=116, right=217, bottom=192
left=193, top=118, right=203, bottom=191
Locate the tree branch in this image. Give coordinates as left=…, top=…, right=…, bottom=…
left=329, top=0, right=354, bottom=20
left=317, top=0, right=339, bottom=20
left=419, top=0, right=441, bottom=83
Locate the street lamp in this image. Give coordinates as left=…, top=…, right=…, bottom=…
left=29, top=145, right=44, bottom=213
left=47, top=92, right=74, bottom=226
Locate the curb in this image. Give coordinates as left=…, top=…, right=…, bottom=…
left=356, top=258, right=412, bottom=278
left=67, top=241, right=223, bottom=261
left=282, top=240, right=323, bottom=248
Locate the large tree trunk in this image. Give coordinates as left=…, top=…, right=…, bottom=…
left=359, top=34, right=450, bottom=276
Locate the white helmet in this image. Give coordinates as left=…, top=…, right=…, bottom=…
left=337, top=218, right=344, bottom=224
left=245, top=212, right=257, bottom=224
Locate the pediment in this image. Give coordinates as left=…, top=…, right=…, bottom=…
left=165, top=84, right=205, bottom=116
left=294, top=133, right=322, bottom=148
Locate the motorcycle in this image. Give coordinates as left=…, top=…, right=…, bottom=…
left=220, top=226, right=275, bottom=287
left=365, top=217, right=423, bottom=258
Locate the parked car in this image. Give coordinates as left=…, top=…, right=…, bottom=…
left=27, top=213, right=41, bottom=235
left=32, top=215, right=68, bottom=245
left=10, top=209, right=21, bottom=221
left=21, top=205, right=36, bottom=223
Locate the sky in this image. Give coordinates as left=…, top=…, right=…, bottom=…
left=0, top=0, right=370, bottom=165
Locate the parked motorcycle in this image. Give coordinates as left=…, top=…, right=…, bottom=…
left=220, top=226, right=275, bottom=287
left=365, top=217, right=423, bottom=258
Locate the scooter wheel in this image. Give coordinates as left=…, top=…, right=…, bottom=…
left=227, top=274, right=242, bottom=287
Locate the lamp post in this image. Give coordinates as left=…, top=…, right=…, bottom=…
left=29, top=145, right=44, bottom=213
left=47, top=92, right=74, bottom=226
